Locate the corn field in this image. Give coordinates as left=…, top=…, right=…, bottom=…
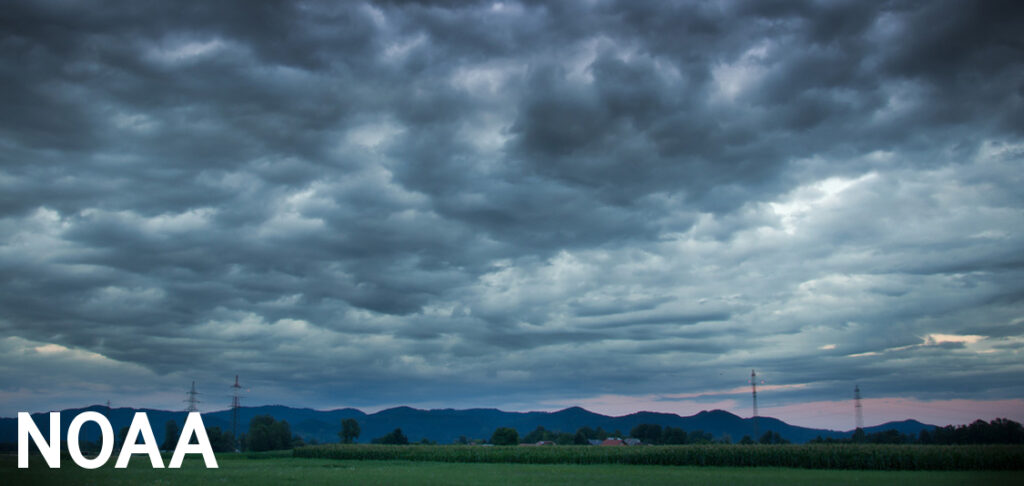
left=294, top=444, right=1024, bottom=470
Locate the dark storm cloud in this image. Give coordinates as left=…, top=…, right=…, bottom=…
left=1, top=0, right=1023, bottom=418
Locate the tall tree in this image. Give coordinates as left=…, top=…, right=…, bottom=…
left=523, top=426, right=552, bottom=443
left=371, top=428, right=409, bottom=445
left=574, top=426, right=596, bottom=444
left=661, top=426, right=687, bottom=445
left=161, top=420, right=179, bottom=451
left=247, top=415, right=293, bottom=451
left=759, top=430, right=789, bottom=444
left=851, top=427, right=866, bottom=444
left=490, top=427, right=519, bottom=446
left=206, top=426, right=236, bottom=452
left=630, top=424, right=662, bottom=444
left=339, top=418, right=361, bottom=444
left=554, top=432, right=575, bottom=445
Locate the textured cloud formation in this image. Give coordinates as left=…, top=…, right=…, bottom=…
left=2, top=0, right=1023, bottom=426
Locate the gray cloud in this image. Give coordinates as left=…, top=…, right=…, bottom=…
left=1, top=0, right=1022, bottom=423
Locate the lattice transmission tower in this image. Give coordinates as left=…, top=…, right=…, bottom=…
left=854, top=384, right=864, bottom=430
left=231, top=375, right=242, bottom=444
left=750, top=369, right=760, bottom=439
left=185, top=381, right=200, bottom=412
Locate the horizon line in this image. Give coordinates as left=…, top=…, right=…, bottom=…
left=6, top=402, right=936, bottom=432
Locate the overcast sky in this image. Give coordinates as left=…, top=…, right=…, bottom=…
left=2, top=0, right=1022, bottom=430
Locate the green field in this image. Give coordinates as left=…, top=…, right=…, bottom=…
left=297, top=443, right=1024, bottom=470
left=3, top=453, right=1022, bottom=486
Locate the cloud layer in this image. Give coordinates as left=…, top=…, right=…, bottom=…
left=2, top=0, right=1022, bottom=426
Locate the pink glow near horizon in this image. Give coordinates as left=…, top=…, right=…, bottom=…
left=7, top=392, right=1021, bottom=433
left=759, top=398, right=1024, bottom=430
left=540, top=394, right=1024, bottom=430
left=541, top=394, right=739, bottom=418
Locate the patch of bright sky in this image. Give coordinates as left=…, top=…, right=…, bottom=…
left=345, top=118, right=406, bottom=150
left=381, top=33, right=427, bottom=64
left=146, top=38, right=227, bottom=65
left=769, top=172, right=878, bottom=234
left=711, top=41, right=770, bottom=102
left=847, top=333, right=993, bottom=358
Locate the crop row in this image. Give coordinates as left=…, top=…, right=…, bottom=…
left=294, top=443, right=1024, bottom=470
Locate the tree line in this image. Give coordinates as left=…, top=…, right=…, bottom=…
left=810, top=418, right=1024, bottom=445
left=78, top=415, right=1016, bottom=453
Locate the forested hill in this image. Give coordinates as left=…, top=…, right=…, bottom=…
left=2, top=405, right=933, bottom=445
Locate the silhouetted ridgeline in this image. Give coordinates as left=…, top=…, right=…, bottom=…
left=0, top=405, right=956, bottom=446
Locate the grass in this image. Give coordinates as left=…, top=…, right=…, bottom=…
left=3, top=453, right=1022, bottom=486
left=296, top=443, right=1024, bottom=470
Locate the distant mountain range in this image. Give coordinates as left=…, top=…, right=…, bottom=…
left=1, top=405, right=934, bottom=445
